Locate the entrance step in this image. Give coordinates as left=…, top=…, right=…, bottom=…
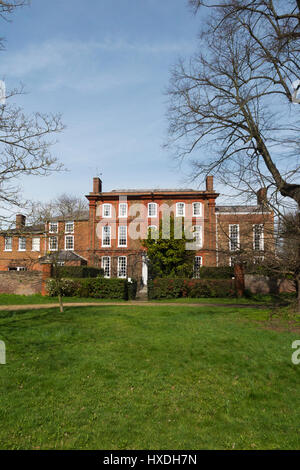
left=135, top=285, right=148, bottom=301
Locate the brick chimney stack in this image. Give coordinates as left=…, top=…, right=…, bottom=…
left=206, top=175, right=214, bottom=192
left=16, top=214, right=26, bottom=229
left=93, top=177, right=102, bottom=193
left=257, top=188, right=267, bottom=205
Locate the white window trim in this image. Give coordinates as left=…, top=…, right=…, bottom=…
left=101, top=256, right=111, bottom=278
left=118, top=256, right=127, bottom=278
left=176, top=202, right=185, bottom=217
left=193, top=202, right=203, bottom=217
left=65, top=235, right=74, bottom=251
left=194, top=256, right=202, bottom=278
left=102, top=225, right=111, bottom=247
left=49, top=222, right=58, bottom=233
left=102, top=204, right=112, bottom=218
left=49, top=236, right=58, bottom=251
left=229, top=224, right=240, bottom=252
left=65, top=221, right=74, bottom=234
left=18, top=237, right=26, bottom=252
left=4, top=237, right=12, bottom=251
left=194, top=225, right=203, bottom=248
left=119, top=203, right=128, bottom=218
left=32, top=237, right=40, bottom=252
left=118, top=225, right=127, bottom=247
left=148, top=202, right=158, bottom=218
left=253, top=224, right=264, bottom=251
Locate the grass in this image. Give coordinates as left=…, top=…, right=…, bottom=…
left=0, top=292, right=293, bottom=305
left=0, top=293, right=125, bottom=305
left=152, top=293, right=296, bottom=305
left=0, top=304, right=299, bottom=450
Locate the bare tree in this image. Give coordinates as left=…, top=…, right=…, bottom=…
left=0, top=0, right=64, bottom=223
left=166, top=0, right=300, bottom=308
left=27, top=194, right=89, bottom=225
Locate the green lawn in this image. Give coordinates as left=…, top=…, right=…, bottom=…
left=0, top=292, right=292, bottom=305
left=0, top=293, right=125, bottom=305
left=0, top=304, right=299, bottom=449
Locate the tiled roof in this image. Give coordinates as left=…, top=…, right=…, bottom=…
left=216, top=205, right=263, bottom=213
left=1, top=224, right=45, bottom=234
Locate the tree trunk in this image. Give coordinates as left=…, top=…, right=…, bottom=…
left=234, top=263, right=245, bottom=298
left=58, top=294, right=64, bottom=313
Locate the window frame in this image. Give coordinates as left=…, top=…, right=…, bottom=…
left=65, top=221, right=74, bottom=234
left=118, top=203, right=128, bottom=218
left=101, top=256, right=111, bottom=278
left=31, top=237, right=40, bottom=252
left=49, top=236, right=58, bottom=251
left=117, top=256, right=127, bottom=278
left=4, top=236, right=12, bottom=251
left=192, top=202, right=202, bottom=217
left=193, top=225, right=203, bottom=248
left=193, top=256, right=202, bottom=278
left=253, top=224, right=264, bottom=251
left=49, top=222, right=58, bottom=233
left=176, top=202, right=185, bottom=217
left=102, top=204, right=112, bottom=218
left=102, top=225, right=111, bottom=247
left=118, top=225, right=127, bottom=247
left=65, top=235, right=74, bottom=251
left=18, top=237, right=26, bottom=252
left=148, top=202, right=157, bottom=218
left=229, top=224, right=240, bottom=252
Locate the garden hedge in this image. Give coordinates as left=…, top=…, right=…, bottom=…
left=148, top=278, right=235, bottom=299
left=47, top=277, right=137, bottom=300
left=53, top=266, right=104, bottom=279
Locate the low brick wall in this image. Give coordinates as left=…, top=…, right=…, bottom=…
left=0, top=271, right=43, bottom=295
left=245, top=274, right=295, bottom=295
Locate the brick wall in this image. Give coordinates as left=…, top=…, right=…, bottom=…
left=245, top=274, right=295, bottom=294
left=216, top=212, right=274, bottom=266
left=0, top=271, right=43, bottom=295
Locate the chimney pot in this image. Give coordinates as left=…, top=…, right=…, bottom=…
left=93, top=177, right=102, bottom=193
left=206, top=175, right=214, bottom=192
left=16, top=214, right=26, bottom=229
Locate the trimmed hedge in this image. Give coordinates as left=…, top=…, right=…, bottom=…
left=53, top=266, right=104, bottom=279
left=47, top=277, right=137, bottom=300
left=148, top=278, right=235, bottom=299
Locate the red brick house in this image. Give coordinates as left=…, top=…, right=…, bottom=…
left=0, top=176, right=274, bottom=284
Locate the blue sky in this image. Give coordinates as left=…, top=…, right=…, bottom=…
left=1, top=0, right=207, bottom=202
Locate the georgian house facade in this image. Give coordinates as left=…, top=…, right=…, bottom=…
left=0, top=177, right=274, bottom=283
